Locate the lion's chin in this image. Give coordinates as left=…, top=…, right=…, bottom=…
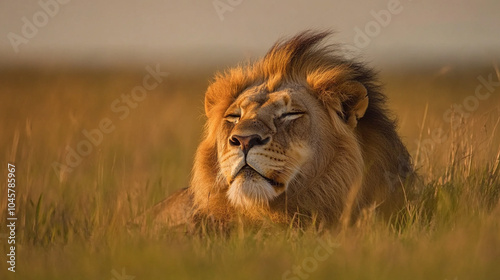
left=226, top=169, right=282, bottom=208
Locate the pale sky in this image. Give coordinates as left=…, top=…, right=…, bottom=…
left=1, top=0, right=499, bottom=68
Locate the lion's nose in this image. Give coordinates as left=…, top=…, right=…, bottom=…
left=229, top=134, right=270, bottom=154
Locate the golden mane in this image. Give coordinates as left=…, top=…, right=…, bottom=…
left=152, top=31, right=414, bottom=228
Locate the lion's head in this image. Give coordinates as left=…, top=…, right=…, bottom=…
left=189, top=31, right=414, bottom=226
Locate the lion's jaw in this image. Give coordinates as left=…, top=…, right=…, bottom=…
left=218, top=86, right=313, bottom=209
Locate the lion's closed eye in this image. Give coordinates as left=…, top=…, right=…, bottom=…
left=224, top=114, right=241, bottom=124
left=279, top=111, right=305, bottom=121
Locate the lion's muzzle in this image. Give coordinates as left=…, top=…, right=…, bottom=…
left=229, top=134, right=270, bottom=155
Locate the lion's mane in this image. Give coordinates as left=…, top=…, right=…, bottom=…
left=160, top=31, right=414, bottom=228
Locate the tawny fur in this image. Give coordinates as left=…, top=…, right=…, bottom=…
left=152, top=31, right=414, bottom=228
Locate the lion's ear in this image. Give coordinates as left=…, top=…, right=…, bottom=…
left=340, top=81, right=369, bottom=128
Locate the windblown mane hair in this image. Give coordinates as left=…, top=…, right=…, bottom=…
left=186, top=30, right=414, bottom=226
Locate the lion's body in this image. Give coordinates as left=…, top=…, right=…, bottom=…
left=153, top=31, right=414, bottom=228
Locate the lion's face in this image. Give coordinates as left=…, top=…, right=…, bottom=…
left=217, top=84, right=318, bottom=208
left=185, top=31, right=413, bottom=225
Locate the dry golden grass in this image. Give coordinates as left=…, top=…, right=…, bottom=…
left=0, top=64, right=499, bottom=279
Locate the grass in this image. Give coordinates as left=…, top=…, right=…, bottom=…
left=0, top=63, right=499, bottom=280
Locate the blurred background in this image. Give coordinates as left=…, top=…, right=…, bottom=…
left=1, top=0, right=499, bottom=69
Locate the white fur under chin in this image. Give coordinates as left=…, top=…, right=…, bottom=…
left=226, top=176, right=279, bottom=208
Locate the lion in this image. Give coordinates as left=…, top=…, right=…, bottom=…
left=151, top=31, right=414, bottom=229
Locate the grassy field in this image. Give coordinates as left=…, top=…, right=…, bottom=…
left=0, top=63, right=499, bottom=280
